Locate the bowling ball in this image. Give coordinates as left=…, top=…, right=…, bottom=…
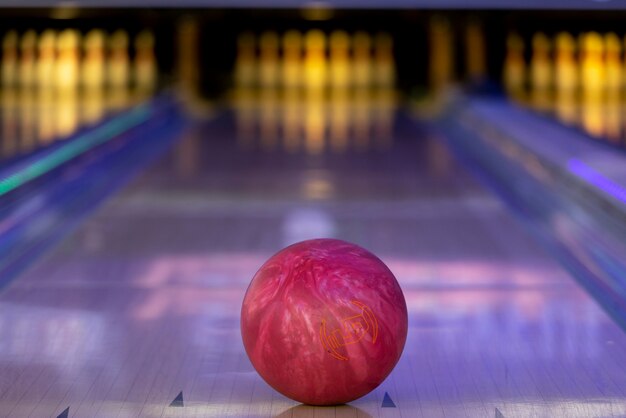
left=241, top=238, right=408, bottom=405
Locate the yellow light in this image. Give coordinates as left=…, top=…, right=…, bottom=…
left=300, top=2, right=334, bottom=21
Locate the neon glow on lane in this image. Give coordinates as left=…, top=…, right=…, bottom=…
left=0, top=105, right=151, bottom=196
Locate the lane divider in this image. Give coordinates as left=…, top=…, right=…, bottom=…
left=0, top=104, right=152, bottom=196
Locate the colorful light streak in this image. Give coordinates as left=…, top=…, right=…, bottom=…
left=567, top=158, right=626, bottom=206
left=0, top=105, right=151, bottom=197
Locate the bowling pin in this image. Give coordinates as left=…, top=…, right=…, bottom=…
left=530, top=32, right=552, bottom=92
left=373, top=32, right=396, bottom=88
left=107, top=29, right=130, bottom=89
left=81, top=29, right=105, bottom=91
left=133, top=30, right=157, bottom=95
left=55, top=29, right=80, bottom=91
left=176, top=18, right=200, bottom=101
left=304, top=30, right=327, bottom=91
left=36, top=30, right=57, bottom=142
left=553, top=32, right=578, bottom=125
left=54, top=29, right=81, bottom=137
left=465, top=19, right=486, bottom=83
left=429, top=16, right=454, bottom=95
left=81, top=30, right=106, bottom=124
left=579, top=32, right=604, bottom=99
left=259, top=31, right=279, bottom=89
left=604, top=33, right=621, bottom=141
left=281, top=30, right=302, bottom=90
left=352, top=31, right=372, bottom=89
left=234, top=32, right=256, bottom=88
left=503, top=32, right=526, bottom=98
left=107, top=30, right=130, bottom=110
left=19, top=30, right=37, bottom=90
left=529, top=32, right=552, bottom=111
left=36, top=30, right=57, bottom=90
left=579, top=33, right=605, bottom=138
left=329, top=30, right=350, bottom=89
left=604, top=32, right=621, bottom=93
left=1, top=30, right=18, bottom=88
left=554, top=32, right=577, bottom=94
left=17, top=30, right=37, bottom=149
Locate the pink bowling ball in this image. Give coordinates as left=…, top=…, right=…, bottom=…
left=241, top=239, right=408, bottom=405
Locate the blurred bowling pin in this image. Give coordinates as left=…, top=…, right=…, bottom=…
left=503, top=32, right=526, bottom=97
left=304, top=30, right=327, bottom=90
left=36, top=30, right=57, bottom=142
left=108, top=29, right=130, bottom=89
left=465, top=20, right=486, bottom=83
left=554, top=33, right=578, bottom=125
left=429, top=16, right=454, bottom=94
left=18, top=30, right=37, bottom=150
left=579, top=32, right=604, bottom=98
left=134, top=30, right=157, bottom=94
left=234, top=32, right=256, bottom=88
left=107, top=30, right=130, bottom=110
left=604, top=32, right=621, bottom=93
left=554, top=32, right=577, bottom=94
left=1, top=30, right=18, bottom=88
left=18, top=32, right=37, bottom=150
left=282, top=30, right=302, bottom=89
left=530, top=32, right=552, bottom=92
left=19, top=30, right=37, bottom=89
left=579, top=33, right=605, bottom=138
left=82, top=30, right=106, bottom=124
left=604, top=33, right=621, bottom=141
left=352, top=31, right=372, bottom=89
left=54, top=29, right=81, bottom=137
left=530, top=32, right=552, bottom=110
left=81, top=29, right=105, bottom=90
left=259, top=31, right=279, bottom=89
left=55, top=29, right=80, bottom=91
left=36, top=29, right=57, bottom=89
left=373, top=32, right=395, bottom=88
left=329, top=30, right=350, bottom=89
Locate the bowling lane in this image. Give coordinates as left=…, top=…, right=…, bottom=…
left=1, top=101, right=626, bottom=418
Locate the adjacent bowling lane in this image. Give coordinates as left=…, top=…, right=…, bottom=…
left=1, top=95, right=626, bottom=417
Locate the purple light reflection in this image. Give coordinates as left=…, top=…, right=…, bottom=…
left=567, top=158, right=626, bottom=206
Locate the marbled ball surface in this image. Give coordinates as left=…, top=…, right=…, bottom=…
left=241, top=239, right=408, bottom=405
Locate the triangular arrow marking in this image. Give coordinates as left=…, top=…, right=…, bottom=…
left=381, top=392, right=396, bottom=408
left=495, top=407, right=505, bottom=418
left=56, top=406, right=70, bottom=418
left=170, top=391, right=184, bottom=407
